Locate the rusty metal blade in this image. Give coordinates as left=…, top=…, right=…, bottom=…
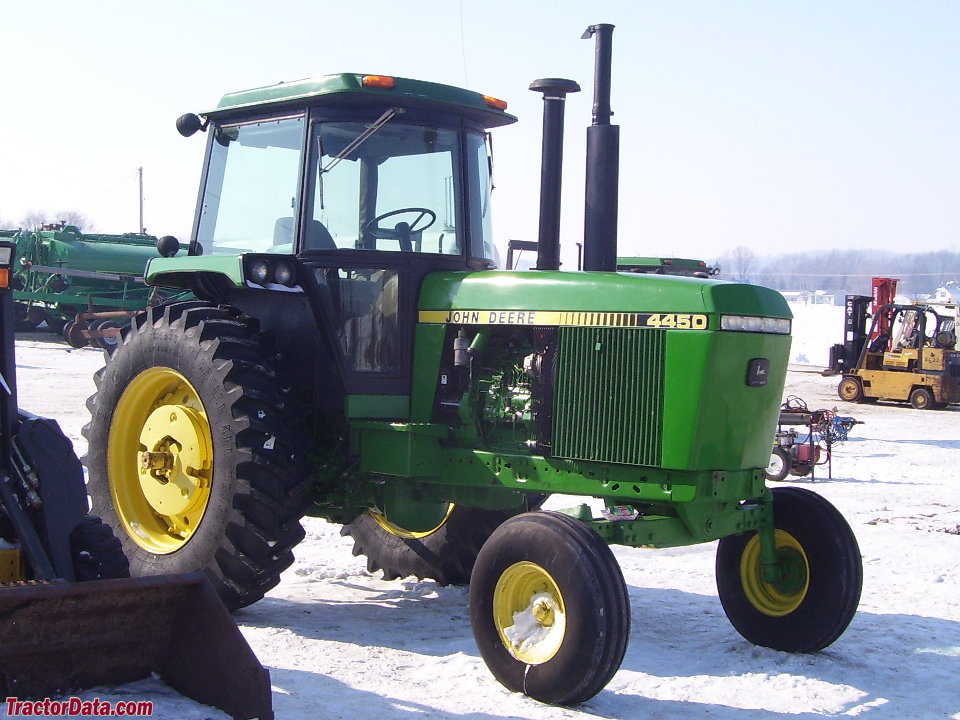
left=0, top=573, right=272, bottom=720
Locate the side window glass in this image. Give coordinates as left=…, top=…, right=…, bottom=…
left=197, top=116, right=303, bottom=255
left=467, top=132, right=495, bottom=261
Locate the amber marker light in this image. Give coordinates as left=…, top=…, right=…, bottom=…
left=0, top=245, right=11, bottom=288
left=483, top=95, right=508, bottom=111
left=362, top=75, right=396, bottom=89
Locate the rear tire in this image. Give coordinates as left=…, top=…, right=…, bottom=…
left=470, top=511, right=630, bottom=704
left=342, top=504, right=531, bottom=585
left=716, top=487, right=862, bottom=653
left=13, top=303, right=41, bottom=331
left=83, top=302, right=310, bottom=609
left=43, top=316, right=67, bottom=334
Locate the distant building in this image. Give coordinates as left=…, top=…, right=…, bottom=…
left=780, top=290, right=836, bottom=306
left=933, top=285, right=957, bottom=304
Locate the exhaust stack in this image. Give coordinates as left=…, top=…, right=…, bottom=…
left=530, top=78, right=580, bottom=271
left=582, top=23, right=619, bottom=272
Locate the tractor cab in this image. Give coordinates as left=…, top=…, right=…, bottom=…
left=154, top=74, right=515, bottom=403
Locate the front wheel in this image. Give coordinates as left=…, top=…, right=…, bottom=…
left=764, top=447, right=791, bottom=482
left=83, top=302, right=310, bottom=610
left=716, top=487, right=862, bottom=653
left=70, top=515, right=130, bottom=581
left=837, top=377, right=863, bottom=403
left=470, top=511, right=630, bottom=704
left=909, top=387, right=934, bottom=410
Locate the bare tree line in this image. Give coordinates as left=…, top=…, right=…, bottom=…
left=0, top=210, right=91, bottom=232
left=715, top=246, right=960, bottom=298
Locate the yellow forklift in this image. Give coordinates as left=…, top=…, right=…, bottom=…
left=829, top=294, right=960, bottom=409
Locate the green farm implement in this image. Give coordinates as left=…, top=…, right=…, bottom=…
left=83, top=24, right=862, bottom=703
left=1, top=225, right=190, bottom=348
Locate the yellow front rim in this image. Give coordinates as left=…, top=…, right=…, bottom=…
left=369, top=503, right=455, bottom=540
left=493, top=561, right=566, bottom=664
left=839, top=379, right=860, bottom=401
left=740, top=529, right=809, bottom=617
left=108, top=367, right=213, bottom=554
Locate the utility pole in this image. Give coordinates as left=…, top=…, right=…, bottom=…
left=138, top=167, right=145, bottom=233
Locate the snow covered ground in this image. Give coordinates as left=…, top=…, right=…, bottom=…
left=5, top=303, right=959, bottom=720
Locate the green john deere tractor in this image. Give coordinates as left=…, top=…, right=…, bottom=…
left=84, top=25, right=862, bottom=704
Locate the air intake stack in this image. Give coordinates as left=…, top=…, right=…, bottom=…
left=581, top=23, right=619, bottom=272
left=530, top=78, right=581, bottom=271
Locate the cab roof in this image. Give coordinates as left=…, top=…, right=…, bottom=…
left=206, top=73, right=517, bottom=129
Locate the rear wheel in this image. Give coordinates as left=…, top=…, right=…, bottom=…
left=909, top=387, right=934, bottom=410
left=43, top=315, right=67, bottom=334
left=13, top=303, right=42, bottom=331
left=837, top=377, right=863, bottom=402
left=470, top=511, right=630, bottom=704
left=716, top=487, right=862, bottom=652
left=83, top=302, right=310, bottom=609
left=764, top=447, right=791, bottom=482
left=342, top=504, right=530, bottom=585
left=90, top=319, right=122, bottom=352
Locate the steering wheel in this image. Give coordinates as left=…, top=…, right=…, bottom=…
left=362, top=208, right=437, bottom=247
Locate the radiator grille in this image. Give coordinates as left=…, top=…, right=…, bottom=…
left=552, top=327, right=665, bottom=466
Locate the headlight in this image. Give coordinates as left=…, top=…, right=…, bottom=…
left=721, top=315, right=791, bottom=335
left=248, top=260, right=270, bottom=285
left=273, top=261, right=295, bottom=286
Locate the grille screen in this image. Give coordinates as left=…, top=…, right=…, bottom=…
left=552, top=327, right=665, bottom=466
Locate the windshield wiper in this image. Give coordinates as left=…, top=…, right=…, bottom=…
left=321, top=107, right=404, bottom=175
left=318, top=106, right=403, bottom=211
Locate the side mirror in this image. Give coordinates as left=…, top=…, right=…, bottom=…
left=176, top=113, right=206, bottom=138
left=157, top=235, right=181, bottom=258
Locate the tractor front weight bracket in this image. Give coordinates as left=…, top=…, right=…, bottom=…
left=566, top=488, right=775, bottom=550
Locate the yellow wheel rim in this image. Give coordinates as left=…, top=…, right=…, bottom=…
left=107, top=367, right=213, bottom=554
left=369, top=503, right=455, bottom=540
left=740, top=529, right=809, bottom=617
left=493, top=561, right=566, bottom=664
left=838, top=379, right=860, bottom=401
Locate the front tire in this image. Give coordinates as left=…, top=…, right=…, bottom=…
left=716, top=487, right=862, bottom=653
left=764, top=447, right=791, bottom=482
left=470, top=511, right=630, bottom=704
left=83, top=302, right=310, bottom=609
left=70, top=515, right=130, bottom=581
left=909, top=387, right=934, bottom=410
left=837, top=377, right=863, bottom=403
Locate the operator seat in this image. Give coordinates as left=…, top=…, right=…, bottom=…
left=273, top=217, right=336, bottom=250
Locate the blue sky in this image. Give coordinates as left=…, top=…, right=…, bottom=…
left=1, top=0, right=957, bottom=267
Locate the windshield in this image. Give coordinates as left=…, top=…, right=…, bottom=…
left=307, top=119, right=494, bottom=260
left=192, top=113, right=496, bottom=261
left=195, top=116, right=304, bottom=255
